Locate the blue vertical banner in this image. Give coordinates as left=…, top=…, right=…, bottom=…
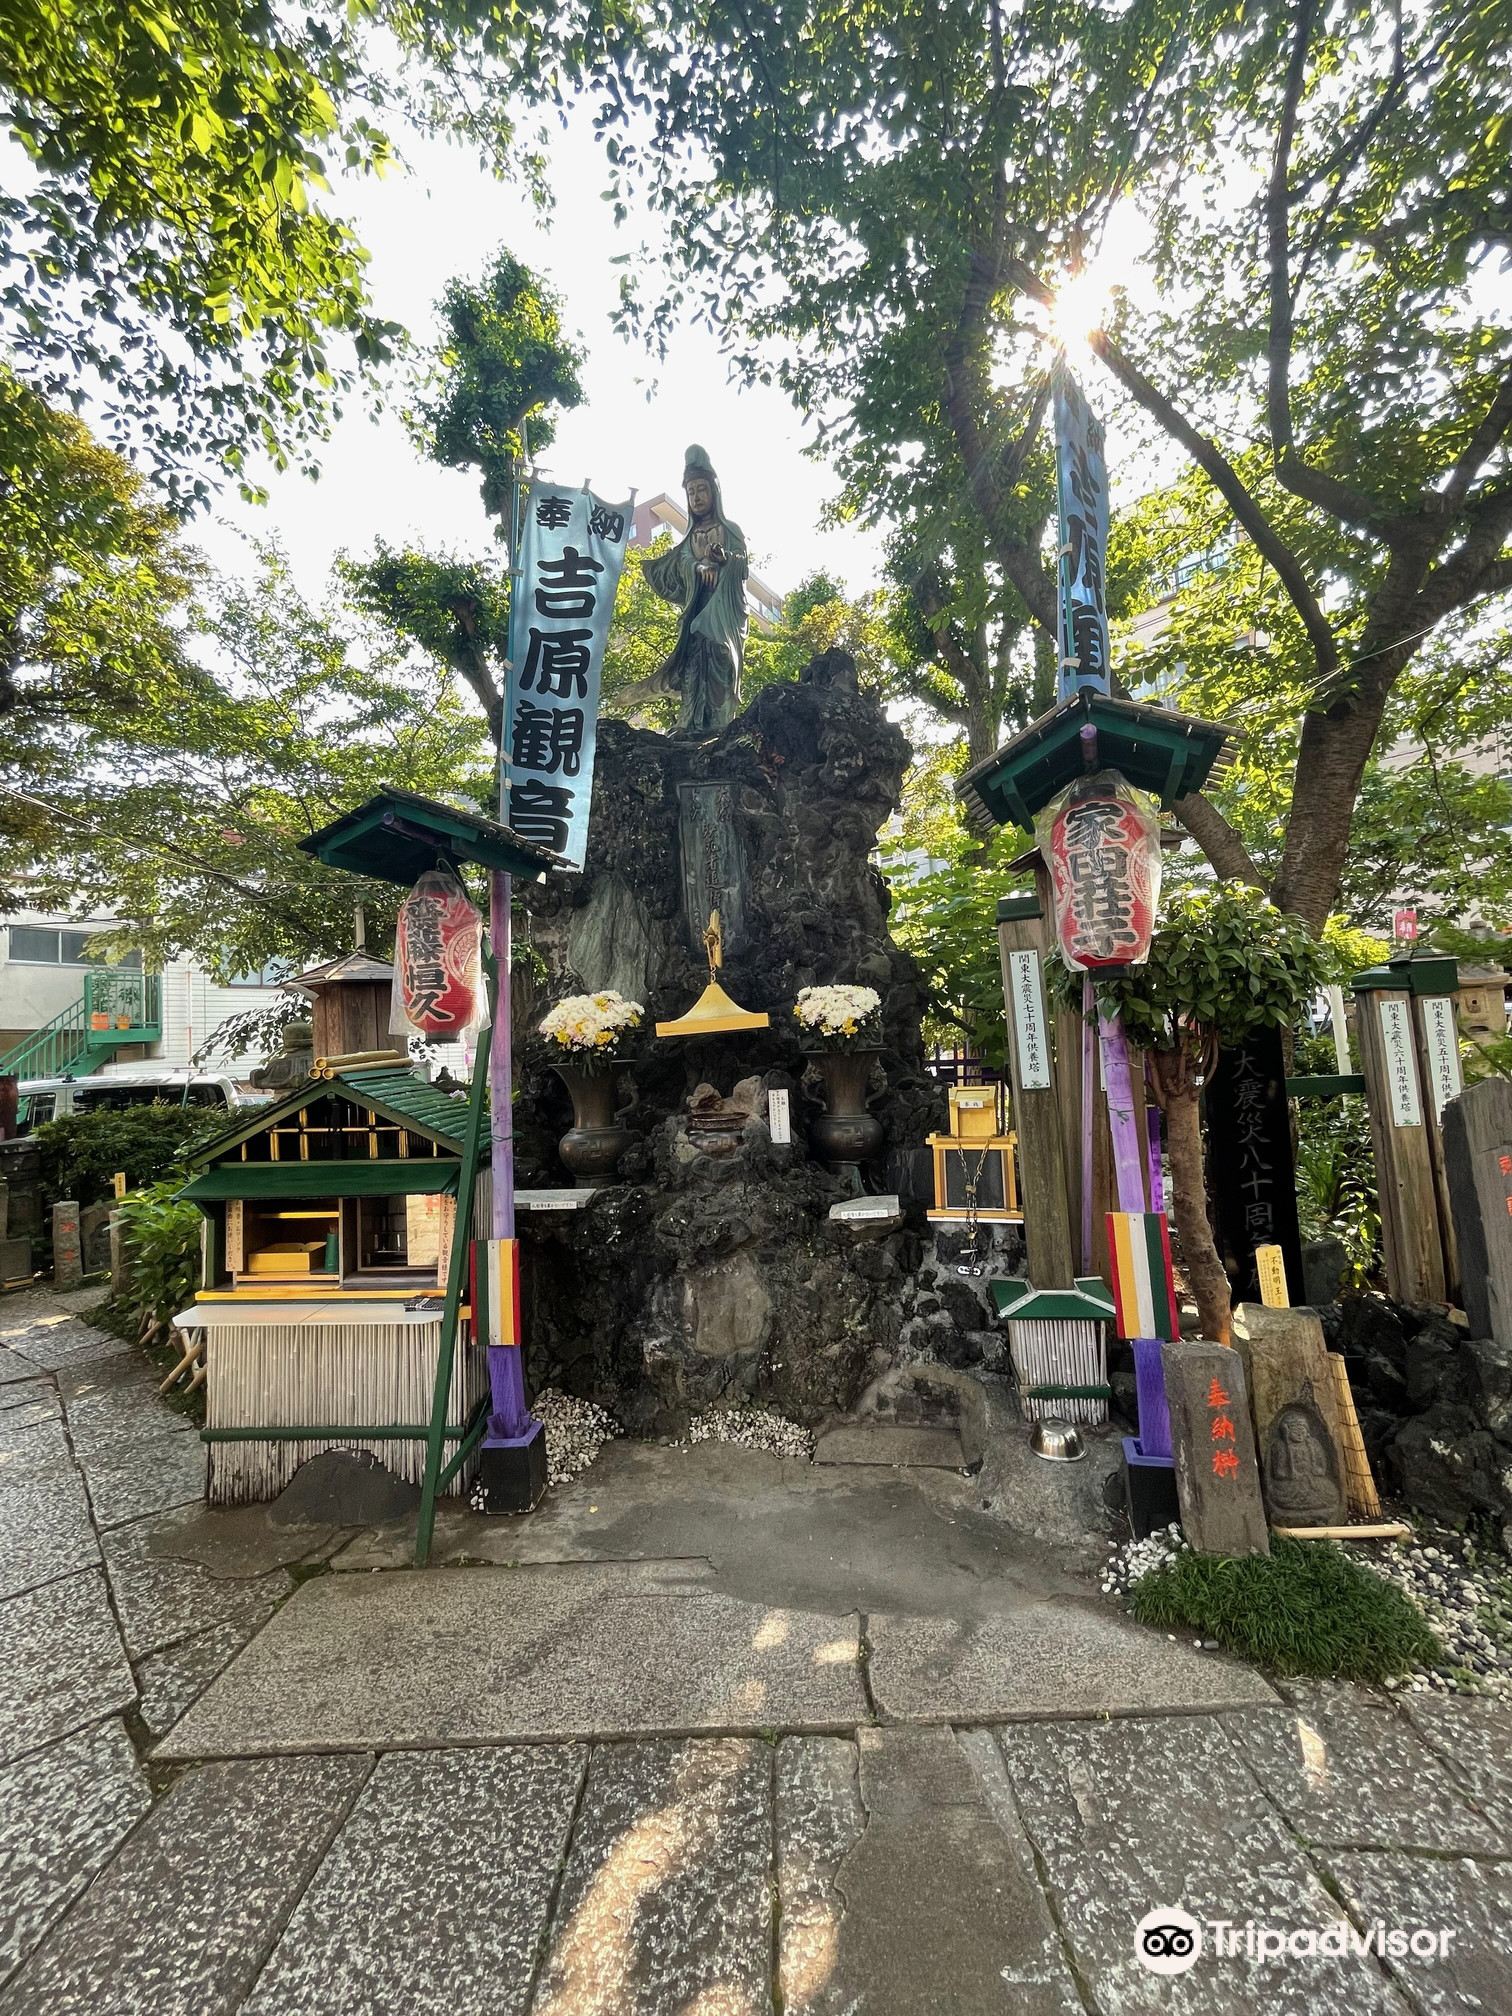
left=503, top=479, right=632, bottom=869
left=1052, top=364, right=1111, bottom=701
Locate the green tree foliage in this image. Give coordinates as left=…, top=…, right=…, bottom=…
left=13, top=545, right=490, bottom=974
left=0, top=0, right=412, bottom=506
left=0, top=371, right=200, bottom=868
left=1050, top=885, right=1331, bottom=1339
left=348, top=249, right=585, bottom=746
left=414, top=249, right=584, bottom=526
left=466, top=0, right=1512, bottom=927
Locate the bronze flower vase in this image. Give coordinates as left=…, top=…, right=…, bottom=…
left=552, top=1064, right=630, bottom=1187
left=809, top=1049, right=884, bottom=1190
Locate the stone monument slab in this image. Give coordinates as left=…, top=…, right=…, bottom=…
left=1162, top=1339, right=1270, bottom=1555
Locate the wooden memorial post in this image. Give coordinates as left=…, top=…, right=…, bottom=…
left=996, top=893, right=1075, bottom=1286
left=1351, top=956, right=1451, bottom=1305
left=1401, top=949, right=1463, bottom=1303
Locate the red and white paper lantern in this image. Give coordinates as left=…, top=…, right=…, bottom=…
left=1037, top=771, right=1162, bottom=972
left=391, top=870, right=487, bottom=1038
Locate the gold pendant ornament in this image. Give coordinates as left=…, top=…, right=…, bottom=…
left=654, top=910, right=771, bottom=1039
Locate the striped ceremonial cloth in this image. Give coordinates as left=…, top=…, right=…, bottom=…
left=1106, top=1211, right=1180, bottom=1341
left=473, top=1238, right=521, bottom=1349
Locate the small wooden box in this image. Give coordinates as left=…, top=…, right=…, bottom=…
left=926, top=1133, right=1022, bottom=1222
left=947, top=1086, right=1001, bottom=1139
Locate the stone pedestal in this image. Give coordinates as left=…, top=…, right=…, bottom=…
left=510, top=658, right=941, bottom=1429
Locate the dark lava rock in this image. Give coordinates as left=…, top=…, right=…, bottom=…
left=1386, top=1407, right=1511, bottom=1528
left=270, top=1449, right=418, bottom=1527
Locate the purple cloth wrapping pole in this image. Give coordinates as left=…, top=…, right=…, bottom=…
left=1080, top=975, right=1096, bottom=1270
left=1095, top=1009, right=1147, bottom=1213
left=1132, top=1337, right=1172, bottom=1460
left=1099, top=1005, right=1171, bottom=1455
left=485, top=868, right=531, bottom=1441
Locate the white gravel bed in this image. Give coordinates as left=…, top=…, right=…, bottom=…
left=1344, top=1524, right=1512, bottom=1701
left=680, top=1404, right=815, bottom=1460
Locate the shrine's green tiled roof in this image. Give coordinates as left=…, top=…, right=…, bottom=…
left=187, top=1062, right=472, bottom=1167
left=335, top=1065, right=472, bottom=1146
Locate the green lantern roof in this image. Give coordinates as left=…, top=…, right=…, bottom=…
left=956, top=691, right=1232, bottom=833
left=298, top=786, right=563, bottom=889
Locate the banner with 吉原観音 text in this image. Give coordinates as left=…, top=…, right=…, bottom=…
left=504, top=480, right=632, bottom=869
left=1052, top=363, right=1110, bottom=700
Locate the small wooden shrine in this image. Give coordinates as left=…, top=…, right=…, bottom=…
left=925, top=1084, right=1022, bottom=1227
left=177, top=1050, right=488, bottom=1504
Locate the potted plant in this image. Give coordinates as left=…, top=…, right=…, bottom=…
left=793, top=983, right=885, bottom=1182
left=537, top=991, right=644, bottom=1186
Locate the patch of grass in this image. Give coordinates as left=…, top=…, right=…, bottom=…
left=1128, top=1538, right=1442, bottom=1684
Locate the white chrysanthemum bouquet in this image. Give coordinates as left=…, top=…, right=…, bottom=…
left=792, top=983, right=882, bottom=1050
left=538, top=991, right=644, bottom=1070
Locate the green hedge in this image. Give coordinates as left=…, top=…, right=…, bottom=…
left=34, top=1104, right=222, bottom=1210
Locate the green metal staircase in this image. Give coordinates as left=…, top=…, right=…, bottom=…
left=0, top=971, right=162, bottom=1081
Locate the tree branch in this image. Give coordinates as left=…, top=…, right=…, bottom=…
left=1171, top=790, right=1267, bottom=889
left=1082, top=322, right=1339, bottom=678
left=1438, top=363, right=1512, bottom=520
left=1264, top=0, right=1388, bottom=532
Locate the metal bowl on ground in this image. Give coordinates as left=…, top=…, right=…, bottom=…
left=1029, top=1417, right=1087, bottom=1463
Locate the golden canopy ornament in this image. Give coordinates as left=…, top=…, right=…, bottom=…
left=654, top=911, right=771, bottom=1039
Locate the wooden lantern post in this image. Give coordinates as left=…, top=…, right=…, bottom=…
left=996, top=892, right=1075, bottom=1286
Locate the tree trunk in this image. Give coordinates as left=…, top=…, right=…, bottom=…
left=1161, top=1080, right=1233, bottom=1345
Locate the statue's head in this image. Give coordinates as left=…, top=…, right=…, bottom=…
left=683, top=444, right=721, bottom=522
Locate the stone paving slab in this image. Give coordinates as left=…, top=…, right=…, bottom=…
left=1326, top=1849, right=1512, bottom=2016
left=0, top=1415, right=100, bottom=1600
left=813, top=1423, right=968, bottom=1469
left=866, top=1601, right=1276, bottom=1723
left=146, top=1501, right=348, bottom=1579
left=0, top=1389, right=60, bottom=1431
left=0, top=1347, right=43, bottom=1387
left=1399, top=1694, right=1512, bottom=1842
left=2, top=1318, right=127, bottom=1372
left=74, top=1426, right=206, bottom=1530
left=0, top=1753, right=372, bottom=2016
left=776, top=1735, right=867, bottom=2014
left=781, top=1726, right=1082, bottom=2016
left=997, top=1714, right=1412, bottom=2013
left=531, top=1737, right=772, bottom=2016
left=157, top=1565, right=866, bottom=1758
left=0, top=1568, right=135, bottom=1764
left=246, top=1745, right=585, bottom=2014
left=58, top=1354, right=196, bottom=1451
left=0, top=1718, right=149, bottom=1988
left=99, top=1507, right=295, bottom=1662
left=133, top=1611, right=279, bottom=1740
left=1225, top=1684, right=1502, bottom=1853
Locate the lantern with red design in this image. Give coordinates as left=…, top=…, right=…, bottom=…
left=1036, top=770, right=1162, bottom=971
left=391, top=869, right=488, bottom=1039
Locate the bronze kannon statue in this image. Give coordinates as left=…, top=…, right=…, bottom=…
left=635, top=444, right=749, bottom=734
